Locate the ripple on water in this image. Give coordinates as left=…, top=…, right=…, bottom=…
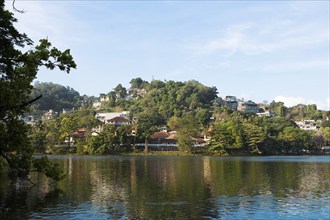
left=210, top=193, right=330, bottom=220
left=29, top=202, right=126, bottom=220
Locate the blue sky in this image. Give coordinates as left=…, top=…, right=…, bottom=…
left=6, top=1, right=330, bottom=110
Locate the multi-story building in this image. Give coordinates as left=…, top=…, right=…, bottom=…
left=237, top=100, right=259, bottom=113
left=99, top=93, right=109, bottom=102
left=222, top=96, right=238, bottom=111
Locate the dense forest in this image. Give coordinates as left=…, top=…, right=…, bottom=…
left=27, top=79, right=330, bottom=156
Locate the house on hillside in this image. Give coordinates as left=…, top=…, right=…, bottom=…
left=237, top=100, right=259, bottom=113
left=128, top=88, right=147, bottom=99
left=100, top=93, right=109, bottom=102
left=93, top=111, right=132, bottom=134
left=294, top=120, right=318, bottom=131
left=107, top=116, right=131, bottom=126
left=43, top=109, right=56, bottom=120
left=61, top=128, right=87, bottom=147
left=63, top=108, right=74, bottom=114
left=95, top=111, right=130, bottom=124
left=72, top=128, right=86, bottom=141
left=92, top=101, right=102, bottom=108
left=92, top=93, right=110, bottom=109
left=256, top=111, right=275, bottom=117
left=222, top=96, right=238, bottom=110
left=146, top=131, right=179, bottom=151
left=22, top=115, right=36, bottom=125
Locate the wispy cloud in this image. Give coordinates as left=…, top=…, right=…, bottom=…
left=189, top=18, right=328, bottom=57
left=274, top=96, right=330, bottom=110
left=189, top=23, right=250, bottom=57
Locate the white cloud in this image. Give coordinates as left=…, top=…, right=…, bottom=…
left=190, top=17, right=328, bottom=57
left=192, top=23, right=249, bottom=56
left=274, top=96, right=330, bottom=110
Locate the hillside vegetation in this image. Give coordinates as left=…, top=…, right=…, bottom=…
left=27, top=78, right=330, bottom=155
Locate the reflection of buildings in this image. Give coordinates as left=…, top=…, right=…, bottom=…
left=297, top=163, right=327, bottom=197
left=88, top=162, right=129, bottom=218
left=202, top=157, right=213, bottom=192
left=63, top=157, right=330, bottom=219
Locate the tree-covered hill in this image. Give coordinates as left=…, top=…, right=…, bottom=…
left=103, top=78, right=218, bottom=122
left=29, top=78, right=329, bottom=126
left=25, top=78, right=330, bottom=155
left=30, top=82, right=83, bottom=113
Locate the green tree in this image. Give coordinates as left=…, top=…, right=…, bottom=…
left=44, top=118, right=62, bottom=148
left=269, top=101, right=287, bottom=117
left=29, top=120, right=47, bottom=153
left=130, top=77, right=148, bottom=89
left=167, top=116, right=181, bottom=131
left=0, top=1, right=76, bottom=182
left=114, top=84, right=127, bottom=99
left=320, top=127, right=330, bottom=146
left=87, top=135, right=105, bottom=155
left=87, top=125, right=117, bottom=154
left=176, top=114, right=200, bottom=152
left=242, top=123, right=265, bottom=154
left=278, top=127, right=313, bottom=153
left=59, top=116, right=78, bottom=147
left=136, top=110, right=163, bottom=152
left=117, top=124, right=133, bottom=150
left=210, top=119, right=244, bottom=153
left=195, top=108, right=211, bottom=127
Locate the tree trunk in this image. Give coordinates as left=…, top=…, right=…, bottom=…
left=144, top=139, right=148, bottom=153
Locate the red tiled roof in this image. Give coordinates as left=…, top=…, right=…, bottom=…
left=150, top=132, right=170, bottom=140
left=107, top=116, right=130, bottom=123
left=191, top=137, right=205, bottom=143
left=165, top=133, right=177, bottom=140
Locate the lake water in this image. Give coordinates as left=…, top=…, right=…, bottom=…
left=0, top=156, right=329, bottom=219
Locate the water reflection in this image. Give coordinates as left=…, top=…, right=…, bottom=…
left=0, top=156, right=329, bottom=219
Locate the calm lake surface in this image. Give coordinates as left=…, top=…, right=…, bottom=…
left=1, top=155, right=329, bottom=219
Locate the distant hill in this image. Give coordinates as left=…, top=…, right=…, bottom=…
left=30, top=82, right=82, bottom=113
left=28, top=79, right=329, bottom=126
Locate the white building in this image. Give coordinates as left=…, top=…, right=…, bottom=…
left=95, top=111, right=130, bottom=124
left=92, top=102, right=102, bottom=108
left=256, top=111, right=275, bottom=117
left=295, top=120, right=318, bottom=131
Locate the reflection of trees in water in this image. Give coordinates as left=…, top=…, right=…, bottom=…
left=205, top=159, right=329, bottom=198
left=297, top=163, right=330, bottom=197
left=1, top=156, right=329, bottom=219
left=203, top=158, right=330, bottom=218
left=125, top=157, right=221, bottom=219
left=0, top=173, right=63, bottom=219
left=88, top=158, right=130, bottom=219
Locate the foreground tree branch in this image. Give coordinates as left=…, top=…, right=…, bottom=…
left=0, top=0, right=76, bottom=184
left=12, top=0, right=25, bottom=13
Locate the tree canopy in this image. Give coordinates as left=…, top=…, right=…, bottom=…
left=30, top=82, right=81, bottom=113
left=0, top=0, right=76, bottom=182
